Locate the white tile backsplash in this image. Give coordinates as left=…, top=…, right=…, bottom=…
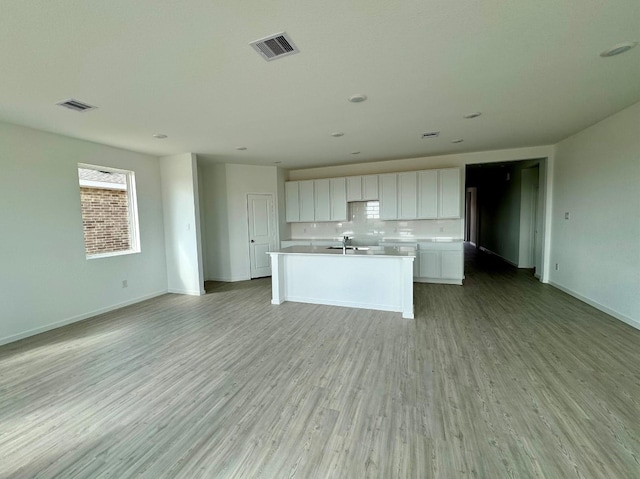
left=289, top=201, right=463, bottom=244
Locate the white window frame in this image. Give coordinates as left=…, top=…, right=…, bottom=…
left=78, top=163, right=141, bottom=259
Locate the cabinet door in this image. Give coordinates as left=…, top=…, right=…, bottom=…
left=330, top=177, right=347, bottom=221
left=419, top=251, right=440, bottom=278
left=285, top=182, right=299, bottom=222
left=441, top=250, right=463, bottom=279
left=314, top=179, right=331, bottom=221
left=346, top=176, right=362, bottom=201
left=299, top=180, right=315, bottom=222
left=398, top=172, right=418, bottom=219
left=418, top=170, right=438, bottom=219
left=362, top=175, right=379, bottom=200
left=379, top=173, right=398, bottom=220
left=439, top=168, right=461, bottom=218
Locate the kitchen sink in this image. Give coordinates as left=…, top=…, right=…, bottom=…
left=326, top=246, right=370, bottom=251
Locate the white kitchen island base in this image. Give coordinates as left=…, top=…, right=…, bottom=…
left=269, top=247, right=415, bottom=319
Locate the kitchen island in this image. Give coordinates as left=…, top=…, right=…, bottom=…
left=267, top=246, right=415, bottom=319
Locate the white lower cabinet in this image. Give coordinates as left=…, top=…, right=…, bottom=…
left=416, top=242, right=464, bottom=284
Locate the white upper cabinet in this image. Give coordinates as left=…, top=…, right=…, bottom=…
left=314, top=179, right=331, bottom=221
left=346, top=176, right=363, bottom=202
left=346, top=175, right=378, bottom=201
left=418, top=170, right=438, bottom=219
left=284, top=167, right=460, bottom=223
left=379, top=173, right=398, bottom=220
left=299, top=180, right=315, bottom=222
left=438, top=168, right=461, bottom=218
left=330, top=177, right=347, bottom=221
left=285, top=182, right=300, bottom=222
left=398, top=172, right=418, bottom=219
left=362, top=175, right=379, bottom=200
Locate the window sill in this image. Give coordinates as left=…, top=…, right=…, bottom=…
left=86, top=249, right=141, bottom=260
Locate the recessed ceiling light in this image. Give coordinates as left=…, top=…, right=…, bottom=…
left=600, top=41, right=638, bottom=57
left=236, top=146, right=247, bottom=151
left=331, top=132, right=345, bottom=137
left=463, top=112, right=481, bottom=119
left=451, top=139, right=464, bottom=143
left=153, top=133, right=168, bottom=139
left=348, top=94, right=367, bottom=103
left=351, top=151, right=360, bottom=155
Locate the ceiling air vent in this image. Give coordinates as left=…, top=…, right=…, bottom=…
left=421, top=131, right=440, bottom=139
left=56, top=99, right=97, bottom=112
left=250, top=32, right=299, bottom=61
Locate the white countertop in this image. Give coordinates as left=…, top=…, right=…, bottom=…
left=269, top=245, right=416, bottom=257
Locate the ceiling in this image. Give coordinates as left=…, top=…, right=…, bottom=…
left=1, top=1, right=638, bottom=170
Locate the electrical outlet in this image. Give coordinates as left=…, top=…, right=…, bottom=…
left=555, top=263, right=559, bottom=271
left=564, top=212, right=570, bottom=220
left=122, top=280, right=128, bottom=288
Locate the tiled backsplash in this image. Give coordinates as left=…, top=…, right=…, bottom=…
left=289, top=201, right=463, bottom=244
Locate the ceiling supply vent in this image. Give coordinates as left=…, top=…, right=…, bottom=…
left=421, top=131, right=440, bottom=139
left=250, top=32, right=299, bottom=61
left=56, top=99, right=97, bottom=112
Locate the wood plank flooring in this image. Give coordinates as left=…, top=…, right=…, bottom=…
left=1, top=245, right=639, bottom=478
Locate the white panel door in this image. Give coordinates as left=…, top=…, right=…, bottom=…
left=346, top=176, right=362, bottom=201
left=299, top=180, right=315, bottom=222
left=330, top=177, right=347, bottom=221
left=438, top=168, right=461, bottom=218
left=398, top=172, right=418, bottom=219
left=418, top=170, right=438, bottom=218
left=379, top=173, right=398, bottom=220
left=248, top=194, right=277, bottom=278
left=362, top=175, right=379, bottom=200
left=285, top=182, right=299, bottom=222
left=314, top=179, right=331, bottom=221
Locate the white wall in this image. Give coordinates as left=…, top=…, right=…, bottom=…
left=200, top=163, right=280, bottom=282
left=160, top=154, right=205, bottom=295
left=288, top=146, right=554, bottom=179
left=0, top=121, right=168, bottom=345
left=550, top=102, right=640, bottom=330
left=200, top=163, right=231, bottom=281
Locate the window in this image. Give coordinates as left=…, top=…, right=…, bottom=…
left=78, top=164, right=140, bottom=258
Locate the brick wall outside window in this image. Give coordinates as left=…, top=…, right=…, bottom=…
left=80, top=187, right=131, bottom=255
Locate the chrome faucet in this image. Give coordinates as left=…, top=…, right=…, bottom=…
left=342, top=235, right=350, bottom=254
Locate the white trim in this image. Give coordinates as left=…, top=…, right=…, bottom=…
left=549, top=281, right=640, bottom=331
left=206, top=275, right=252, bottom=282
left=414, top=278, right=463, bottom=285
left=285, top=295, right=408, bottom=317
left=0, top=291, right=168, bottom=346
left=79, top=179, right=127, bottom=190
left=87, top=249, right=140, bottom=260
left=167, top=288, right=205, bottom=296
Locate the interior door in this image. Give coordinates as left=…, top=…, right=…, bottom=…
left=248, top=194, right=276, bottom=279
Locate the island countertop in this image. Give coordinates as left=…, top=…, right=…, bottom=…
left=268, top=245, right=416, bottom=257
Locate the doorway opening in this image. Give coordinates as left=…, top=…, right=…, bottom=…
left=465, top=159, right=545, bottom=280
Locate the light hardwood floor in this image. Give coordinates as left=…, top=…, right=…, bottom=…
left=1, top=246, right=639, bottom=478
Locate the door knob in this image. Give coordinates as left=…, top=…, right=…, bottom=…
left=251, top=239, right=255, bottom=243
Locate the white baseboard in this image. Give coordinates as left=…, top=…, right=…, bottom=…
left=0, top=290, right=168, bottom=347
left=167, top=288, right=205, bottom=296
left=414, top=278, right=463, bottom=285
left=206, top=276, right=251, bottom=283
left=285, top=295, right=401, bottom=314
left=549, top=281, right=640, bottom=331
